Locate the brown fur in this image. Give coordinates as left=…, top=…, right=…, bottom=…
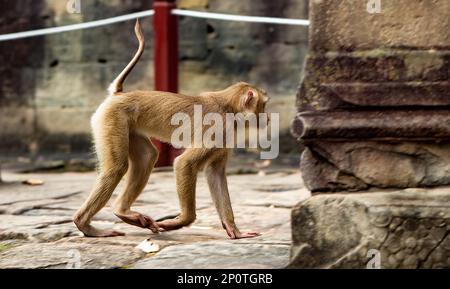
left=73, top=20, right=268, bottom=239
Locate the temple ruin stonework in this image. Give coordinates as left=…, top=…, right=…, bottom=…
left=0, top=0, right=308, bottom=155
left=290, top=0, right=450, bottom=268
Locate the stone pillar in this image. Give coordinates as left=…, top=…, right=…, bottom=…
left=290, top=0, right=450, bottom=268
left=292, top=0, right=450, bottom=192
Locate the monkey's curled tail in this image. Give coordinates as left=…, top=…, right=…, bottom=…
left=108, top=19, right=145, bottom=96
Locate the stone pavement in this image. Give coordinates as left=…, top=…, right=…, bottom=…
left=0, top=158, right=309, bottom=269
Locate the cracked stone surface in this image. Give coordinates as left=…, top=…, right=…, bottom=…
left=289, top=189, right=450, bottom=269
left=0, top=161, right=307, bottom=269
left=132, top=241, right=290, bottom=269
left=300, top=142, right=450, bottom=192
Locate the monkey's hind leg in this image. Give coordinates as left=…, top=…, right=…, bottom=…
left=113, top=134, right=160, bottom=233
left=73, top=113, right=129, bottom=237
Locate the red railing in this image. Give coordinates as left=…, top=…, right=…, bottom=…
left=152, top=0, right=182, bottom=166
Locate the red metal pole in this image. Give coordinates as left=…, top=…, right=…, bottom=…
left=153, top=0, right=182, bottom=166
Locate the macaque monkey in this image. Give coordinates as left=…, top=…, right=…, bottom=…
left=73, top=20, right=269, bottom=239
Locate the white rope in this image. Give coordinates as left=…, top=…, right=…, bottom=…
left=0, top=8, right=309, bottom=42
left=172, top=9, right=310, bottom=26
left=0, top=10, right=154, bottom=42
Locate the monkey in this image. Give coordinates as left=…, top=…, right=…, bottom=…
left=73, top=19, right=269, bottom=239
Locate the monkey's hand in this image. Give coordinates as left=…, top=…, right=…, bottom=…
left=223, top=222, right=260, bottom=239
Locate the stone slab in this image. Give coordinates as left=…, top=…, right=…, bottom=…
left=0, top=166, right=301, bottom=268
left=310, top=0, right=450, bottom=51
left=300, top=141, right=450, bottom=191
left=289, top=190, right=450, bottom=269
left=133, top=241, right=290, bottom=269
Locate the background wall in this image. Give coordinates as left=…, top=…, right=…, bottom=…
left=0, top=0, right=309, bottom=155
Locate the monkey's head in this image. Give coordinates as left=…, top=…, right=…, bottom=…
left=232, top=82, right=270, bottom=128
left=234, top=82, right=269, bottom=116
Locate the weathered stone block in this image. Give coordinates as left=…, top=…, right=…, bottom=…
left=309, top=0, right=450, bottom=51
left=179, top=0, right=209, bottom=9
left=300, top=141, right=450, bottom=192
left=291, top=1, right=450, bottom=268
left=294, top=110, right=450, bottom=140
left=295, top=0, right=450, bottom=190
left=289, top=191, right=450, bottom=269
left=133, top=241, right=290, bottom=269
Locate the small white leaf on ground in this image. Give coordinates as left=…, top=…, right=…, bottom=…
left=22, top=179, right=44, bottom=186
left=136, top=239, right=160, bottom=253
left=258, top=171, right=266, bottom=176
left=190, top=225, right=214, bottom=230
left=254, top=160, right=272, bottom=169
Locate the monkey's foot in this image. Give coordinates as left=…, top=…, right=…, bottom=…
left=78, top=225, right=125, bottom=237
left=115, top=211, right=160, bottom=233
left=223, top=223, right=260, bottom=239
left=232, top=231, right=260, bottom=239
left=156, top=216, right=190, bottom=231
left=73, top=217, right=125, bottom=237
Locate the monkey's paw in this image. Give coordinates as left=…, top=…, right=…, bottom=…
left=223, top=223, right=260, bottom=239
left=79, top=225, right=125, bottom=238
left=234, top=231, right=261, bottom=239
left=156, top=217, right=187, bottom=231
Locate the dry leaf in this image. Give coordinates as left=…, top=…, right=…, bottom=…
left=257, top=170, right=266, bottom=176
left=254, top=160, right=272, bottom=169
left=136, top=239, right=160, bottom=253
left=190, top=225, right=214, bottom=230
left=22, top=179, right=44, bottom=186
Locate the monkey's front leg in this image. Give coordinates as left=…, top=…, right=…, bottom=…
left=205, top=154, right=260, bottom=239
left=156, top=149, right=201, bottom=231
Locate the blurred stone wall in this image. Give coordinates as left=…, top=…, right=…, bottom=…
left=0, top=0, right=308, bottom=155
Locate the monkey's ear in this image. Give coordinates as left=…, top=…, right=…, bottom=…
left=243, top=90, right=254, bottom=109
